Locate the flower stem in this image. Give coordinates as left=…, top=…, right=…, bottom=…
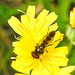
left=67, top=41, right=73, bottom=58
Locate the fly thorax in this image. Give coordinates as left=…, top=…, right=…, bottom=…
left=35, top=46, right=44, bottom=54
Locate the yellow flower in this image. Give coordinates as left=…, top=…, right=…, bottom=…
left=70, top=7, right=75, bottom=28
left=8, top=5, right=68, bottom=75
left=55, top=66, right=75, bottom=75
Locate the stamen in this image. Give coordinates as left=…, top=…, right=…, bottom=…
left=17, top=9, right=26, bottom=14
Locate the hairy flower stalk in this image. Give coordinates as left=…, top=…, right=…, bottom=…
left=66, top=7, right=75, bottom=45
left=8, top=5, right=74, bottom=75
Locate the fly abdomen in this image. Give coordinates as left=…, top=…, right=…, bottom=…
left=43, top=31, right=55, bottom=45
left=46, top=31, right=55, bottom=41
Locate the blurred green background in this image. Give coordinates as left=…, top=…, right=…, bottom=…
left=0, top=0, right=75, bottom=75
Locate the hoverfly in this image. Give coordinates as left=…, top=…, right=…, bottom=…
left=31, top=31, right=55, bottom=59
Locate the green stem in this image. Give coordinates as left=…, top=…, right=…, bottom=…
left=4, top=47, right=13, bottom=63
left=67, top=41, right=73, bottom=58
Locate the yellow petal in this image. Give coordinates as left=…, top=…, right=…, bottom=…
left=60, top=66, right=75, bottom=74
left=35, top=18, right=45, bottom=32
left=48, top=23, right=58, bottom=32
left=11, top=58, right=38, bottom=74
left=47, top=31, right=63, bottom=49
left=35, top=12, right=57, bottom=32
left=26, top=5, right=36, bottom=30
left=12, top=36, right=36, bottom=56
left=37, top=9, right=49, bottom=19
left=37, top=26, right=48, bottom=43
left=55, top=66, right=75, bottom=75
left=35, top=23, right=58, bottom=45
left=11, top=60, right=26, bottom=74
left=8, top=16, right=26, bottom=36
left=21, top=15, right=29, bottom=29
left=42, top=56, right=60, bottom=72
left=45, top=12, right=57, bottom=27
left=35, top=9, right=49, bottom=32
left=27, top=5, right=35, bottom=18
left=46, top=47, right=68, bottom=66
left=50, top=57, right=69, bottom=66
left=39, top=23, right=58, bottom=38
left=29, top=18, right=36, bottom=31
left=31, top=61, right=51, bottom=75
left=48, top=47, right=68, bottom=56
left=15, top=73, right=27, bottom=75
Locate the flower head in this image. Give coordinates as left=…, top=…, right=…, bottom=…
left=8, top=5, right=69, bottom=75
left=70, top=7, right=75, bottom=28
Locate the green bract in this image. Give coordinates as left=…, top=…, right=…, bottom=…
left=66, top=25, right=75, bottom=45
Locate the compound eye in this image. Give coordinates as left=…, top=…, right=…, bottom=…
left=31, top=51, right=39, bottom=59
